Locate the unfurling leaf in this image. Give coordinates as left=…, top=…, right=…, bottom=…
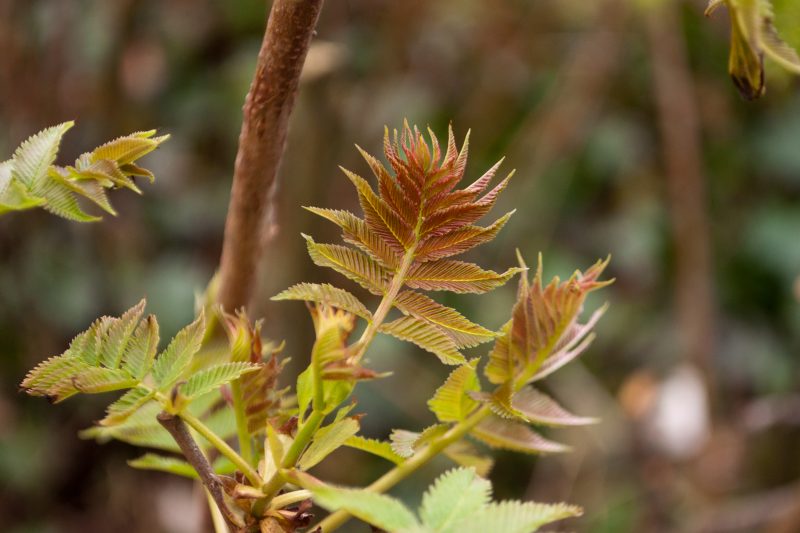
left=706, top=0, right=800, bottom=99
left=280, top=122, right=520, bottom=370
left=152, top=310, right=206, bottom=389
left=484, top=254, right=611, bottom=388
left=222, top=311, right=291, bottom=433
left=0, top=122, right=167, bottom=220
left=511, top=386, right=598, bottom=427
left=101, top=387, right=155, bottom=426
left=21, top=299, right=154, bottom=402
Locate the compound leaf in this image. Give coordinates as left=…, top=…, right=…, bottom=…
left=419, top=467, right=492, bottom=531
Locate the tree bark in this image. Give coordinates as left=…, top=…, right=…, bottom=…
left=218, top=0, right=325, bottom=312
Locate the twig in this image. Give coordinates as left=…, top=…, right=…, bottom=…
left=218, top=0, right=325, bottom=312
left=645, top=1, right=717, bottom=399
left=157, top=412, right=244, bottom=531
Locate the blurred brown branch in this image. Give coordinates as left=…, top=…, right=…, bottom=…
left=218, top=0, right=325, bottom=312
left=645, top=1, right=717, bottom=399
left=506, top=0, right=628, bottom=247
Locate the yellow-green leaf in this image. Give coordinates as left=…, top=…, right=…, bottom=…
left=298, top=417, right=360, bottom=470
left=152, top=310, right=206, bottom=389
left=428, top=361, right=480, bottom=422
left=344, top=436, right=404, bottom=464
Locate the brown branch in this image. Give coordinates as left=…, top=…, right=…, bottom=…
left=157, top=412, right=244, bottom=531
left=645, top=2, right=717, bottom=400
left=218, top=0, right=325, bottom=312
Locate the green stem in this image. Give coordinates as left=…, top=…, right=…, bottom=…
left=316, top=405, right=493, bottom=532
left=260, top=409, right=326, bottom=499
left=230, top=380, right=254, bottom=466
left=269, top=489, right=312, bottom=510
left=354, top=243, right=417, bottom=359
left=181, top=410, right=263, bottom=488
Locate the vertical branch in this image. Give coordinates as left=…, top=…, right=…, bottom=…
left=157, top=412, right=244, bottom=531
left=645, top=2, right=717, bottom=397
left=218, top=0, right=325, bottom=312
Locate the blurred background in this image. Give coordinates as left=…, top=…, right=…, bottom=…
left=1, top=0, right=799, bottom=531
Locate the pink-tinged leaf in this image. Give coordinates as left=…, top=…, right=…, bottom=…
left=492, top=255, right=611, bottom=386
left=470, top=415, right=569, bottom=455
left=405, top=260, right=523, bottom=294
left=415, top=211, right=514, bottom=262
left=342, top=167, right=412, bottom=251
left=512, top=387, right=597, bottom=426
left=420, top=175, right=512, bottom=237
left=465, top=157, right=505, bottom=194
left=442, top=440, right=494, bottom=477
left=357, top=145, right=418, bottom=226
